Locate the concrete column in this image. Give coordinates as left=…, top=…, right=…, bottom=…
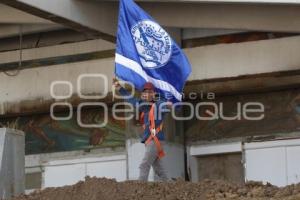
left=0, top=128, right=25, bottom=199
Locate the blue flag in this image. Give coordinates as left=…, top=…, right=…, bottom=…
left=115, top=0, right=191, bottom=102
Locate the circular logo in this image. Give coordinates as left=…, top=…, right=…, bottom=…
left=131, top=20, right=172, bottom=69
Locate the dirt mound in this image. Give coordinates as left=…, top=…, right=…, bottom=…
left=12, top=177, right=300, bottom=200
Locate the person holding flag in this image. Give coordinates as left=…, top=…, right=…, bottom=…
left=114, top=0, right=191, bottom=181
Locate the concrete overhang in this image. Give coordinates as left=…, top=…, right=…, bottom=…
left=2, top=0, right=300, bottom=43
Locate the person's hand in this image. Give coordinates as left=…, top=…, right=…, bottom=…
left=166, top=101, right=173, bottom=109
left=113, top=77, right=121, bottom=90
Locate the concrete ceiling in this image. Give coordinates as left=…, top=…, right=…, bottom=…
left=0, top=3, right=63, bottom=39
left=0, top=3, right=52, bottom=24
left=2, top=0, right=300, bottom=42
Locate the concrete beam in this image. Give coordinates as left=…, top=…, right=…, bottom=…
left=3, top=0, right=300, bottom=43
left=0, top=38, right=115, bottom=64
left=186, top=36, right=300, bottom=80
left=98, top=0, right=300, bottom=4
left=182, top=28, right=246, bottom=40
left=1, top=0, right=117, bottom=42
left=0, top=24, right=63, bottom=39
left=185, top=72, right=300, bottom=97
left=144, top=3, right=300, bottom=33
left=0, top=3, right=52, bottom=24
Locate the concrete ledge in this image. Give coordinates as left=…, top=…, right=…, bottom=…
left=190, top=142, right=242, bottom=156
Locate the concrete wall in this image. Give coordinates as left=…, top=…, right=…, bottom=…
left=0, top=58, right=115, bottom=108
left=197, top=153, right=244, bottom=184
left=1, top=36, right=300, bottom=114
left=185, top=88, right=300, bottom=143
left=188, top=142, right=242, bottom=182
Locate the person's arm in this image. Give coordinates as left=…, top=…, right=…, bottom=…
left=113, top=78, right=141, bottom=106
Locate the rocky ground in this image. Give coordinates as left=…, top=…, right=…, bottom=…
left=12, top=177, right=300, bottom=200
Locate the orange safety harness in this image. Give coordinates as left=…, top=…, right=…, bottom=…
left=140, top=103, right=165, bottom=159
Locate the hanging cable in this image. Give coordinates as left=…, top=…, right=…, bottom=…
left=3, top=25, right=22, bottom=76
left=19, top=24, right=23, bottom=67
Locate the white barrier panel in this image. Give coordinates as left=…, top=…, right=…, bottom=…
left=43, top=154, right=127, bottom=188
left=245, top=138, right=300, bottom=187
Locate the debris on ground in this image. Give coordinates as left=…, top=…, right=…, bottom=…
left=12, top=177, right=300, bottom=200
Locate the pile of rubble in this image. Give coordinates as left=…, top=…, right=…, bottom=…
left=12, top=177, right=300, bottom=200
